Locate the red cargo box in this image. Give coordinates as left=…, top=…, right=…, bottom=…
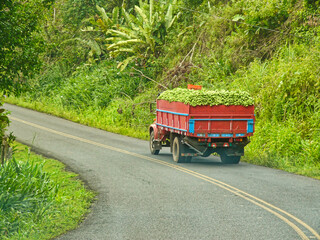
left=156, top=99, right=255, bottom=138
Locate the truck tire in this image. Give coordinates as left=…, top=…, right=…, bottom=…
left=149, top=131, right=160, bottom=155
left=219, top=151, right=241, bottom=164
left=172, top=136, right=186, bottom=163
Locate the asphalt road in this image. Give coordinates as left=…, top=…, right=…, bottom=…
left=5, top=103, right=320, bottom=240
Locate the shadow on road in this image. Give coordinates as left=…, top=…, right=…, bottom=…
left=155, top=153, right=246, bottom=167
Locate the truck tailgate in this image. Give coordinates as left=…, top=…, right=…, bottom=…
left=156, top=100, right=255, bottom=138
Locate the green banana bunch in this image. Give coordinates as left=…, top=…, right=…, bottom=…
left=158, top=88, right=254, bottom=107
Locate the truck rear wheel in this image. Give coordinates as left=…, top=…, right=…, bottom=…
left=219, top=151, right=241, bottom=164
left=172, top=136, right=186, bottom=163
left=150, top=131, right=160, bottom=155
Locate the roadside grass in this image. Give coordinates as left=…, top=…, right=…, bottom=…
left=0, top=142, right=95, bottom=240
left=6, top=96, right=150, bottom=140
left=243, top=120, right=320, bottom=180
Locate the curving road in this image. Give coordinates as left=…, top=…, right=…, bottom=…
left=5, top=103, right=320, bottom=240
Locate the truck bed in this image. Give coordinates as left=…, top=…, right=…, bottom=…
left=156, top=99, right=255, bottom=139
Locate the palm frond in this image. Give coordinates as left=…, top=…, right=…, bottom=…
left=117, top=56, right=137, bottom=71
left=150, top=0, right=153, bottom=24
left=96, top=5, right=112, bottom=26
left=107, top=29, right=131, bottom=39
left=117, top=26, right=140, bottom=39
left=112, top=48, right=135, bottom=54
left=105, top=37, right=124, bottom=42
left=135, top=6, right=149, bottom=27
left=107, top=39, right=145, bottom=50
left=112, top=7, right=120, bottom=24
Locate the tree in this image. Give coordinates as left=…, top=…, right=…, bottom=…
left=0, top=0, right=53, bottom=93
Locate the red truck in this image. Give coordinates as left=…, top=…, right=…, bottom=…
left=149, top=95, right=255, bottom=164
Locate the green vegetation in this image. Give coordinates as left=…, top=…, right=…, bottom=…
left=1, top=0, right=319, bottom=191
left=232, top=44, right=320, bottom=178
left=158, top=88, right=254, bottom=106
left=0, top=0, right=53, bottom=93
left=0, top=143, right=95, bottom=239
left=6, top=93, right=151, bottom=140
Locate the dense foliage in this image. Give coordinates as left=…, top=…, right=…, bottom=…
left=0, top=158, right=57, bottom=238
left=3, top=0, right=320, bottom=179
left=158, top=88, right=254, bottom=106
left=0, top=0, right=53, bottom=93
left=232, top=44, right=320, bottom=170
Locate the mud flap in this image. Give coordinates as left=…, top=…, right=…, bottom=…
left=153, top=140, right=162, bottom=150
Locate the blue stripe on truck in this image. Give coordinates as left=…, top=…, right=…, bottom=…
left=156, top=109, right=189, bottom=116
left=247, top=119, right=254, bottom=133
left=221, top=134, right=233, bottom=137
left=189, top=119, right=254, bottom=134
left=189, top=120, right=195, bottom=133
left=189, top=118, right=253, bottom=121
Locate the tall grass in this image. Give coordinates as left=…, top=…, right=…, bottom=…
left=231, top=44, right=320, bottom=178
left=6, top=94, right=153, bottom=140
left=244, top=120, right=320, bottom=179
left=0, top=143, right=95, bottom=239
left=0, top=157, right=57, bottom=238
left=29, top=61, right=148, bottom=110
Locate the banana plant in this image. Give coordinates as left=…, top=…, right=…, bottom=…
left=77, top=6, right=122, bottom=62
left=95, top=5, right=121, bottom=33
left=96, top=0, right=180, bottom=70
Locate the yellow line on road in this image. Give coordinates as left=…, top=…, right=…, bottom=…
left=11, top=116, right=320, bottom=240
